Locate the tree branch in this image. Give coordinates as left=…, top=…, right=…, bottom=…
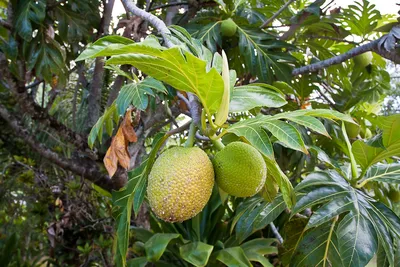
left=0, top=104, right=117, bottom=191
left=121, top=0, right=174, bottom=48
left=292, top=32, right=400, bottom=76
left=0, top=18, right=12, bottom=30
left=270, top=222, right=283, bottom=244
left=261, top=0, right=296, bottom=29
left=0, top=53, right=89, bottom=151
left=303, top=35, right=359, bottom=45
left=88, top=0, right=115, bottom=127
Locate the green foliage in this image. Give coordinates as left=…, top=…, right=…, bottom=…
left=292, top=171, right=400, bottom=266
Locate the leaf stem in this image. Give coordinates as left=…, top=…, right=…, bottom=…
left=184, top=122, right=196, bottom=148
left=322, top=216, right=338, bottom=267
left=341, top=122, right=358, bottom=182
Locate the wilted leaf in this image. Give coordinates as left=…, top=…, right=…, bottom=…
left=104, top=108, right=139, bottom=177
left=104, top=145, right=118, bottom=178
left=121, top=109, right=139, bottom=143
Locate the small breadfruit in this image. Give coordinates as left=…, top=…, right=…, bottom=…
left=147, top=147, right=215, bottom=222
left=389, top=188, right=400, bottom=203
left=353, top=51, right=373, bottom=68
left=220, top=19, right=237, bottom=37
left=213, top=142, right=267, bottom=197
left=345, top=121, right=360, bottom=139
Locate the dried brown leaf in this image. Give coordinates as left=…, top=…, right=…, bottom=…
left=122, top=109, right=137, bottom=143
left=103, top=108, right=139, bottom=177
left=104, top=145, right=118, bottom=177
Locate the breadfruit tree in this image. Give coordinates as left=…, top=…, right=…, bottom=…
left=1, top=0, right=400, bottom=266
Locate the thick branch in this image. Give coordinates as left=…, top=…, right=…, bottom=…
left=88, top=0, right=115, bottom=127
left=121, top=0, right=174, bottom=48
left=292, top=35, right=400, bottom=76
left=0, top=53, right=89, bottom=150
left=260, top=0, right=296, bottom=29
left=0, top=104, right=117, bottom=191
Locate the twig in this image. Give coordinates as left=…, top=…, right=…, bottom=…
left=316, top=85, right=340, bottom=112
left=0, top=18, right=12, bottom=30
left=166, top=121, right=191, bottom=136
left=196, top=132, right=210, bottom=141
left=121, top=0, right=174, bottom=48
left=260, top=0, right=296, bottom=29
left=270, top=222, right=283, bottom=244
left=304, top=35, right=359, bottom=45
left=149, top=2, right=189, bottom=11
left=26, top=79, right=44, bottom=89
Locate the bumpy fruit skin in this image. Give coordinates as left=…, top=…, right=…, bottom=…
left=147, top=147, right=214, bottom=222
left=221, top=19, right=237, bottom=37
left=213, top=142, right=267, bottom=197
left=353, top=52, right=373, bottom=68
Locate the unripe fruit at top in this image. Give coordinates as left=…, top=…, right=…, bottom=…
left=389, top=188, right=400, bottom=203
left=360, top=127, right=373, bottom=139
left=147, top=147, right=214, bottom=222
left=213, top=142, right=267, bottom=197
left=220, top=19, right=237, bottom=37
left=345, top=121, right=360, bottom=139
left=353, top=52, right=373, bottom=68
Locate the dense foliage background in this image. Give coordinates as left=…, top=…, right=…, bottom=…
left=1, top=0, right=400, bottom=266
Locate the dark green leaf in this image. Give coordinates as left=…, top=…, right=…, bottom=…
left=215, top=247, right=252, bottom=267
left=179, top=242, right=214, bottom=267
left=291, top=221, right=342, bottom=267
left=127, top=257, right=147, bottom=267
left=144, top=233, right=180, bottom=262
left=237, top=26, right=296, bottom=83
left=235, top=195, right=286, bottom=242
left=15, top=0, right=46, bottom=41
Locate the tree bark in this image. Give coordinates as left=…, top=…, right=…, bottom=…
left=87, top=0, right=115, bottom=127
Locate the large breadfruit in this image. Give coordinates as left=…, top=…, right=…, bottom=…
left=147, top=147, right=214, bottom=222
left=213, top=142, right=266, bottom=197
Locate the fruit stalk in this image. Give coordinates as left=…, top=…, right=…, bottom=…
left=184, top=122, right=197, bottom=148
left=211, top=138, right=225, bottom=151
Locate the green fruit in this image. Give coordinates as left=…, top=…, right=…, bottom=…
left=213, top=142, right=267, bottom=197
left=389, top=189, right=400, bottom=203
left=345, top=121, right=360, bottom=139
left=220, top=19, right=237, bottom=37
left=147, top=147, right=215, bottom=222
left=360, top=127, right=373, bottom=139
left=353, top=51, right=373, bottom=68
